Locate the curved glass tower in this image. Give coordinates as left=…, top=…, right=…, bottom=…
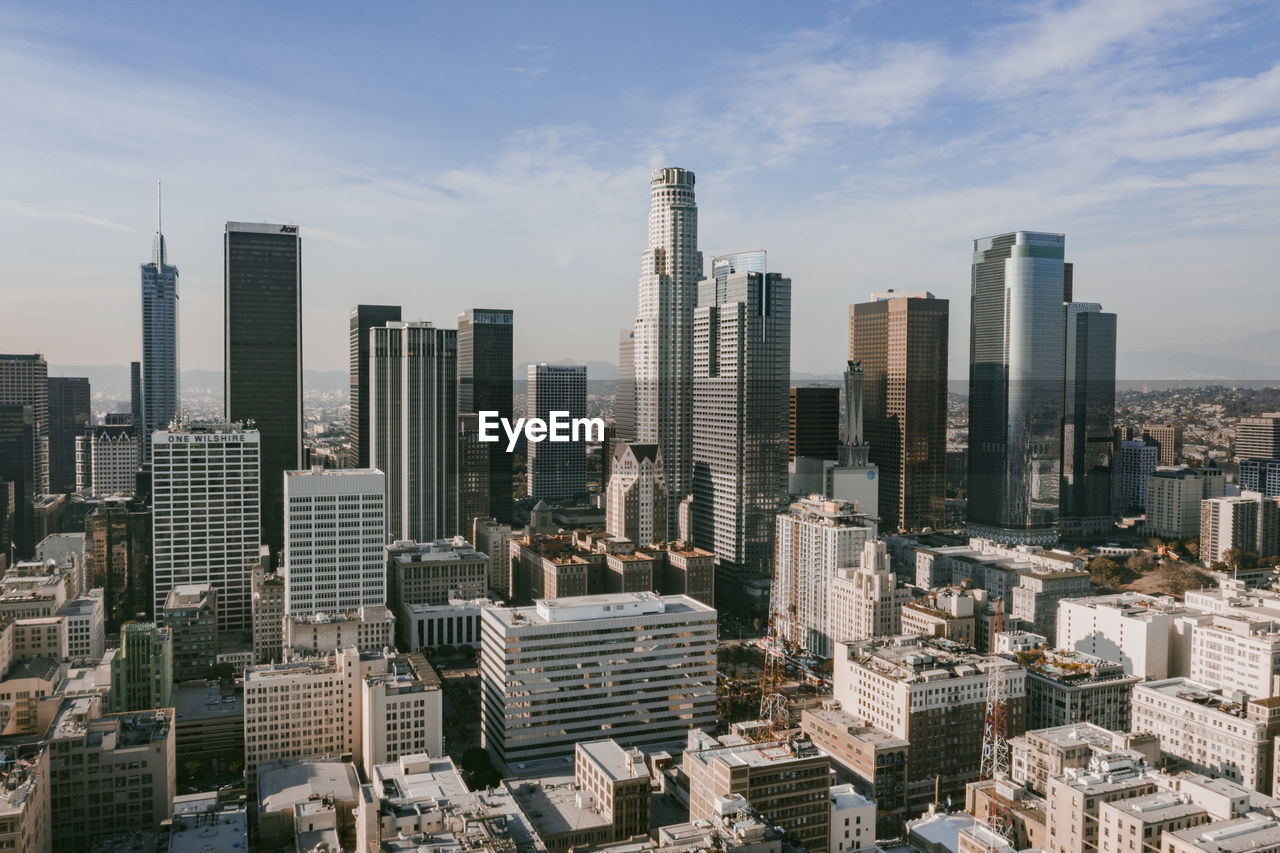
left=967, top=231, right=1066, bottom=545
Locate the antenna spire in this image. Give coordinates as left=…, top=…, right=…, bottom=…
left=152, top=179, right=167, bottom=266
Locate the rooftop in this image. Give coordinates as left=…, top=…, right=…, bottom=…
left=487, top=592, right=713, bottom=628
left=170, top=796, right=248, bottom=853
left=388, top=537, right=488, bottom=563
left=173, top=682, right=243, bottom=722
left=576, top=740, right=648, bottom=782
left=507, top=773, right=611, bottom=839
left=258, top=759, right=360, bottom=812
left=1167, top=814, right=1280, bottom=853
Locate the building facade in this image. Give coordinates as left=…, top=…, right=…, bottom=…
left=47, top=376, right=90, bottom=493
left=141, top=219, right=179, bottom=462
left=75, top=424, right=140, bottom=496
left=1060, top=302, right=1117, bottom=537
left=348, top=304, right=402, bottom=468
left=1147, top=467, right=1227, bottom=540
left=526, top=363, right=589, bottom=502
left=458, top=308, right=514, bottom=524
left=606, top=443, right=667, bottom=546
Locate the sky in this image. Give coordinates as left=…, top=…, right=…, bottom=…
left=3, top=0, right=1279, bottom=379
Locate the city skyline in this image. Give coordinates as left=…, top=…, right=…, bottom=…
left=3, top=2, right=1279, bottom=379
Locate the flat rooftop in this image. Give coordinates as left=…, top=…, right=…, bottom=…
left=487, top=592, right=714, bottom=628
left=1019, top=722, right=1117, bottom=751
left=577, top=740, right=648, bottom=782
left=173, top=682, right=243, bottom=722
left=802, top=706, right=909, bottom=749
left=1168, top=815, right=1280, bottom=853
left=507, top=774, right=610, bottom=838
left=258, top=760, right=359, bottom=812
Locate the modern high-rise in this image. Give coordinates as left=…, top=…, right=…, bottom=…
left=129, top=360, right=142, bottom=430
left=224, top=221, right=302, bottom=567
left=849, top=291, right=949, bottom=532
left=348, top=304, right=402, bottom=468
left=141, top=206, right=179, bottom=461
left=633, top=167, right=704, bottom=533
left=371, top=322, right=458, bottom=541
left=1142, top=424, right=1184, bottom=466
left=967, top=233, right=1067, bottom=545
left=789, top=386, right=839, bottom=462
left=1238, top=459, right=1280, bottom=497
left=691, top=255, right=790, bottom=590
left=480, top=592, right=717, bottom=769
left=283, top=467, right=387, bottom=616
left=606, top=443, right=667, bottom=546
left=1116, top=438, right=1159, bottom=512
left=0, top=354, right=49, bottom=497
left=1060, top=302, right=1117, bottom=537
left=152, top=423, right=260, bottom=631
left=771, top=497, right=880, bottom=657
left=47, top=376, right=90, bottom=493
left=616, top=328, right=636, bottom=442
left=0, top=405, right=35, bottom=558
left=1236, top=414, right=1280, bottom=461
left=458, top=308, right=514, bottom=524
left=526, top=363, right=588, bottom=502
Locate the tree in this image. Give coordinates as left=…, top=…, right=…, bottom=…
left=1126, top=553, right=1156, bottom=574
left=1185, top=540, right=1200, bottom=559
left=1223, top=548, right=1243, bottom=573
left=1088, top=557, right=1131, bottom=588
left=437, top=643, right=457, bottom=659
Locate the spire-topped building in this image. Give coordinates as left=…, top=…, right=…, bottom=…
left=634, top=167, right=704, bottom=533
left=140, top=180, right=179, bottom=461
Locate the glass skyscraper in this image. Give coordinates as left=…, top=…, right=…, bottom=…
left=140, top=219, right=179, bottom=460
left=458, top=308, right=514, bottom=524
left=224, top=221, right=302, bottom=566
left=349, top=304, right=402, bottom=468
left=1060, top=301, right=1117, bottom=536
left=967, top=231, right=1066, bottom=545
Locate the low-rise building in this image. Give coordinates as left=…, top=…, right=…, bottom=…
left=829, top=784, right=875, bottom=853
left=0, top=745, right=49, bottom=853
left=1044, top=753, right=1161, bottom=853
left=1097, top=791, right=1209, bottom=853
left=256, top=759, right=360, bottom=852
left=900, top=587, right=977, bottom=646
left=399, top=597, right=491, bottom=652
left=159, top=583, right=218, bottom=682
left=1023, top=649, right=1141, bottom=731
left=283, top=605, right=395, bottom=658
left=387, top=538, right=490, bottom=610
left=800, top=704, right=909, bottom=836
left=1011, top=723, right=1159, bottom=795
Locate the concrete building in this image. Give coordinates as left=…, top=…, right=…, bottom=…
left=250, top=567, right=284, bottom=664
left=0, top=744, right=50, bottom=853
left=398, top=598, right=491, bottom=651
left=1236, top=415, right=1280, bottom=461
left=833, top=636, right=1026, bottom=813
left=1010, top=722, right=1159, bottom=795
left=1116, top=438, right=1161, bottom=512
left=284, top=605, right=395, bottom=658
left=360, top=652, right=444, bottom=780
left=1131, top=678, right=1280, bottom=791
left=510, top=532, right=594, bottom=603
left=606, top=443, right=667, bottom=547
left=800, top=704, right=909, bottom=836
left=83, top=496, right=152, bottom=630
left=1096, top=791, right=1210, bottom=853
left=899, top=587, right=978, bottom=646
left=1143, top=424, right=1185, bottom=466
left=526, top=363, right=590, bottom=502
left=110, top=621, right=172, bottom=712
left=480, top=592, right=716, bottom=769
left=472, top=516, right=513, bottom=597
left=1044, top=753, right=1160, bottom=853
left=348, top=304, right=402, bottom=470
left=61, top=590, right=105, bottom=661
left=830, top=784, right=875, bottom=853
left=650, top=540, right=716, bottom=608
left=1148, top=467, right=1228, bottom=540
left=573, top=740, right=652, bottom=842
left=256, top=759, right=361, bottom=851
left=386, top=538, right=489, bottom=610
left=1012, top=570, right=1094, bottom=645
left=1239, top=459, right=1280, bottom=498
left=772, top=497, right=880, bottom=656
left=74, top=424, right=139, bottom=496
left=171, top=681, right=244, bottom=778
left=1187, top=585, right=1280, bottom=701
left=685, top=730, right=831, bottom=853
left=159, top=583, right=218, bottom=681
left=828, top=539, right=914, bottom=648
left=1201, top=492, right=1280, bottom=566
left=47, top=696, right=177, bottom=852
left=1057, top=593, right=1190, bottom=679
left=1022, top=649, right=1140, bottom=730
left=691, top=253, right=790, bottom=594
left=283, top=467, right=387, bottom=616
left=152, top=423, right=260, bottom=631
left=169, top=795, right=248, bottom=853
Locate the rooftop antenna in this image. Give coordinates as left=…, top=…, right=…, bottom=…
left=153, top=179, right=167, bottom=266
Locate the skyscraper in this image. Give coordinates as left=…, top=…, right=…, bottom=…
left=1060, top=302, right=1117, bottom=537
left=141, top=197, right=179, bottom=460
left=789, top=387, right=840, bottom=462
left=371, top=322, right=458, bottom=541
left=616, top=328, right=636, bottom=442
left=606, top=443, right=667, bottom=546
left=848, top=291, right=949, bottom=532
left=526, top=363, right=588, bottom=502
left=224, top=221, right=302, bottom=566
left=130, top=360, right=143, bottom=430
left=348, top=304, right=402, bottom=468
left=967, top=232, right=1066, bottom=545
left=458, top=308, right=514, bottom=524
left=0, top=354, right=49, bottom=497
left=1236, top=414, right=1280, bottom=461
left=46, top=376, right=90, bottom=493
left=152, top=422, right=261, bottom=631
left=691, top=255, right=790, bottom=593
left=634, top=167, right=704, bottom=532
left=0, top=404, right=35, bottom=557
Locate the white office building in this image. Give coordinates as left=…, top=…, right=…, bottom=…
left=74, top=426, right=139, bottom=497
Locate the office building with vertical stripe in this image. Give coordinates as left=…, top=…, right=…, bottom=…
left=526, top=363, right=588, bottom=502
left=0, top=354, right=49, bottom=498
left=1060, top=302, right=1117, bottom=537
left=224, top=221, right=302, bottom=567
left=141, top=214, right=179, bottom=461
left=348, top=305, right=401, bottom=468
left=458, top=308, right=513, bottom=523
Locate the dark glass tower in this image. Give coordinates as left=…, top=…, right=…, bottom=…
left=225, top=221, right=302, bottom=566
left=458, top=309, right=513, bottom=524
left=130, top=361, right=143, bottom=429
left=47, top=376, right=90, bottom=493
left=1060, top=301, right=1117, bottom=537
left=967, top=231, right=1066, bottom=546
left=789, top=386, right=839, bottom=462
left=0, top=404, right=35, bottom=557
left=140, top=207, right=179, bottom=460
left=349, top=304, right=401, bottom=468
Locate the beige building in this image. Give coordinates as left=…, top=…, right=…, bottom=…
left=827, top=539, right=912, bottom=647
left=386, top=538, right=489, bottom=610
left=900, top=587, right=977, bottom=645
left=0, top=743, right=49, bottom=853
left=800, top=704, right=909, bottom=836
left=574, top=740, right=652, bottom=841
left=283, top=605, right=395, bottom=659
left=510, top=533, right=594, bottom=602
left=606, top=443, right=667, bottom=547
left=1045, top=754, right=1160, bottom=853
left=1097, top=791, right=1209, bottom=853
left=1011, top=723, right=1159, bottom=795
left=472, top=516, right=513, bottom=597
left=250, top=566, right=284, bottom=664
left=360, top=652, right=443, bottom=780
left=1147, top=467, right=1226, bottom=540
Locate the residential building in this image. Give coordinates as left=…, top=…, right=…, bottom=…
left=828, top=539, right=913, bottom=649
left=830, top=784, right=875, bottom=853
left=371, top=321, right=458, bottom=541
left=0, top=745, right=50, bottom=853
left=251, top=566, right=284, bottom=664
left=75, top=424, right=140, bottom=496
left=633, top=167, right=704, bottom=535
left=1060, top=302, right=1117, bottom=537
left=509, top=532, right=594, bottom=602
left=526, top=363, right=589, bottom=502
left=1022, top=648, right=1140, bottom=731
left=1057, top=592, right=1189, bottom=679
left=606, top=443, right=667, bottom=546
left=109, top=621, right=172, bottom=712
left=1187, top=586, right=1280, bottom=700
left=386, top=538, right=489, bottom=611
left=1011, top=570, right=1094, bottom=645
left=651, top=540, right=716, bottom=607
left=967, top=233, right=1066, bottom=546
left=479, top=592, right=716, bottom=769
left=151, top=423, right=260, bottom=631
left=1010, top=722, right=1159, bottom=795
left=1201, top=492, right=1280, bottom=566
left=900, top=587, right=978, bottom=645
left=800, top=705, right=909, bottom=836
left=1097, top=792, right=1209, bottom=853
left=283, top=467, right=386, bottom=616
left=158, top=584, right=218, bottom=682
left=1239, top=459, right=1280, bottom=498
left=1044, top=753, right=1160, bottom=853
left=1148, top=467, right=1228, bottom=540
left=1143, top=424, right=1185, bottom=466
left=458, top=308, right=514, bottom=524
left=47, top=376, right=90, bottom=493
left=790, top=386, right=839, bottom=462
left=849, top=291, right=949, bottom=532
left=472, top=516, right=513, bottom=597
left=1236, top=415, right=1280, bottom=461
left=1116, top=438, right=1161, bottom=512
left=348, top=304, right=401, bottom=468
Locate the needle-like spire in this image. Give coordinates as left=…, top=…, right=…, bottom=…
left=153, top=178, right=167, bottom=266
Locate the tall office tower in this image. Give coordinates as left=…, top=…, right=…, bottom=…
left=480, top=592, right=716, bottom=769
left=84, top=498, right=153, bottom=630
left=616, top=329, right=636, bottom=442
left=1236, top=414, right=1280, bottom=461
left=46, top=377, right=89, bottom=493
left=1238, top=459, right=1280, bottom=497
left=75, top=424, right=140, bottom=496
left=691, top=256, right=790, bottom=591
left=0, top=405, right=35, bottom=557
left=283, top=467, right=386, bottom=616
left=129, top=361, right=142, bottom=429
left=606, top=443, right=668, bottom=546
left=458, top=309, right=514, bottom=524
left=152, top=423, right=260, bottom=631
left=634, top=168, right=704, bottom=533
left=967, top=232, right=1066, bottom=546
left=0, top=354, right=49, bottom=497
left=1116, top=438, right=1159, bottom=512
left=1142, top=424, right=1184, bottom=466
left=849, top=291, right=949, bottom=533
left=526, top=363, right=588, bottom=502
left=371, top=322, right=458, bottom=541
left=141, top=203, right=179, bottom=461
left=109, top=621, right=174, bottom=712
left=1060, top=302, right=1117, bottom=537
left=224, top=221, right=302, bottom=567
left=789, top=387, right=839, bottom=462
left=458, top=413, right=490, bottom=542
left=349, top=305, right=401, bottom=468
left=771, top=497, right=879, bottom=657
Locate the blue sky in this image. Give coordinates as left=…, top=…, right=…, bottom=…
left=3, top=0, right=1279, bottom=378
